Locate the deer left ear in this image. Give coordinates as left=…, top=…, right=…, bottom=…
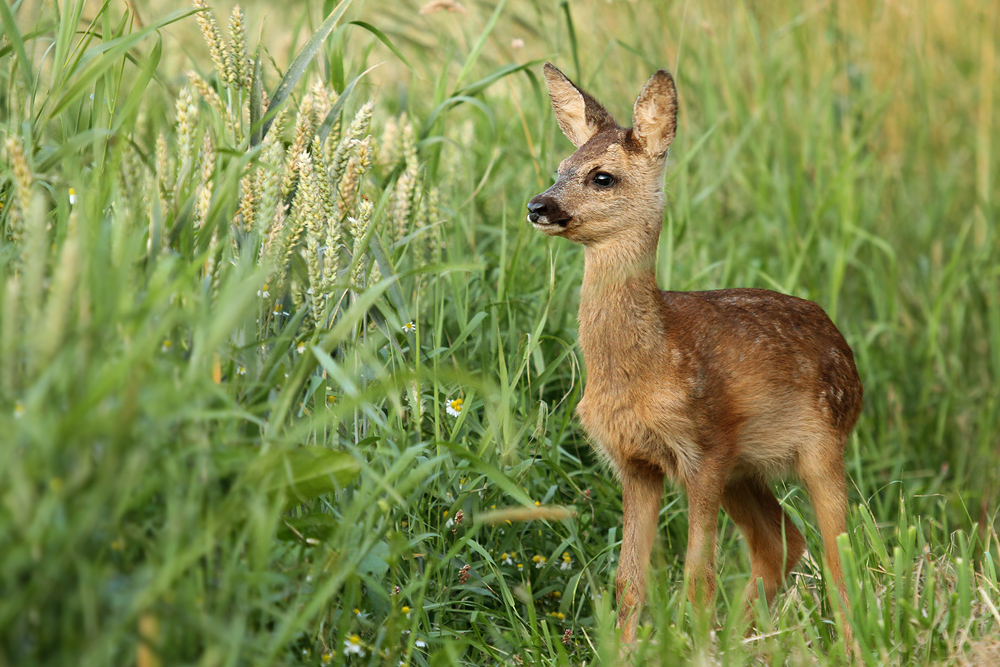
left=632, top=70, right=678, bottom=159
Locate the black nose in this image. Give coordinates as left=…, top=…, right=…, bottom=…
left=527, top=197, right=551, bottom=223
left=527, top=200, right=548, bottom=215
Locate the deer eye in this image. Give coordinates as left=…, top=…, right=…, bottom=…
left=592, top=172, right=616, bottom=188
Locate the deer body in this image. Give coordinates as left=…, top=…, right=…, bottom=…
left=528, top=64, right=862, bottom=644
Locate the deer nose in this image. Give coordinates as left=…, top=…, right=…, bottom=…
left=527, top=197, right=550, bottom=223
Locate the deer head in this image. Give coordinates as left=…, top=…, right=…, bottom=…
left=527, top=63, right=678, bottom=248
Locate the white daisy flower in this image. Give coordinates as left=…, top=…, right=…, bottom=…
left=296, top=343, right=306, bottom=354
left=446, top=398, right=463, bottom=417
left=236, top=365, right=246, bottom=376
left=533, top=554, right=546, bottom=569
left=402, top=321, right=416, bottom=334
left=343, top=635, right=365, bottom=656
left=13, top=402, right=25, bottom=419
left=501, top=552, right=514, bottom=566
left=257, top=284, right=270, bottom=298
left=560, top=551, right=573, bottom=570
left=414, top=638, right=426, bottom=648
left=68, top=187, right=77, bottom=205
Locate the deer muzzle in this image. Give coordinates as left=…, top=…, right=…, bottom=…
left=526, top=193, right=571, bottom=229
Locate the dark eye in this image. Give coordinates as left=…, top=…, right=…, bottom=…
left=592, top=172, right=616, bottom=188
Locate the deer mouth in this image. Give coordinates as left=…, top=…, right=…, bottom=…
left=528, top=214, right=571, bottom=230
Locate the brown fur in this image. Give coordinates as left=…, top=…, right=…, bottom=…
left=527, top=63, right=862, bottom=644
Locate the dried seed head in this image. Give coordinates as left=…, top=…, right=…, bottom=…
left=194, top=133, right=215, bottom=229
left=379, top=114, right=401, bottom=166
left=193, top=0, right=233, bottom=86
left=419, top=1, right=467, bottom=14
left=237, top=172, right=257, bottom=235
left=3, top=136, right=32, bottom=243
left=228, top=5, right=249, bottom=90
left=418, top=186, right=443, bottom=265
left=328, top=102, right=374, bottom=192
left=155, top=134, right=172, bottom=200
left=350, top=197, right=374, bottom=291
left=256, top=140, right=286, bottom=238
left=392, top=162, right=418, bottom=243
left=187, top=71, right=233, bottom=136
left=175, top=86, right=199, bottom=174
left=392, top=117, right=419, bottom=241
left=292, top=152, right=326, bottom=322
left=337, top=135, right=372, bottom=212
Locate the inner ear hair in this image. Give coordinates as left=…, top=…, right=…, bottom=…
left=632, top=69, right=678, bottom=158
left=544, top=63, right=618, bottom=148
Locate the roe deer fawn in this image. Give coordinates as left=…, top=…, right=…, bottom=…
left=526, top=63, right=862, bottom=644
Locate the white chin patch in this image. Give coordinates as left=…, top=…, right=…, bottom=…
left=532, top=221, right=559, bottom=234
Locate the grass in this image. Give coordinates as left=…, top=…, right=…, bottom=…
left=1, top=0, right=998, bottom=665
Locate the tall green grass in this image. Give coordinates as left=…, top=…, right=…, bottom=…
left=1, top=0, right=998, bottom=665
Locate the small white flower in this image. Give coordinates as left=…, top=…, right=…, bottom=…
left=68, top=188, right=77, bottom=205
left=272, top=306, right=290, bottom=317
left=343, top=635, right=365, bottom=656
left=236, top=365, right=246, bottom=376
left=13, top=402, right=25, bottom=419
left=296, top=343, right=306, bottom=354
left=402, top=321, right=416, bottom=334
left=401, top=605, right=412, bottom=619
left=501, top=552, right=514, bottom=566
left=161, top=340, right=172, bottom=353
left=511, top=38, right=525, bottom=49
left=560, top=551, right=573, bottom=570
left=257, top=284, right=270, bottom=298
left=533, top=555, right=546, bottom=569
left=414, top=638, right=426, bottom=648
left=446, top=397, right=463, bottom=417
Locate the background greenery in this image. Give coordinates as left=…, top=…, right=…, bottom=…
left=1, top=0, right=998, bottom=665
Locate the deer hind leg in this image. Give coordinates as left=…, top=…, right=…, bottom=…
left=721, top=476, right=806, bottom=622
left=615, top=461, right=665, bottom=644
left=796, top=438, right=851, bottom=616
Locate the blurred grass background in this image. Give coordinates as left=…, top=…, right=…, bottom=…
left=1, top=0, right=998, bottom=665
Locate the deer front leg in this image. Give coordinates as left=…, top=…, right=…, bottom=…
left=683, top=466, right=727, bottom=609
left=616, top=462, right=665, bottom=645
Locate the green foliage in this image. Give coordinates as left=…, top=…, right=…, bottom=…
left=1, top=1, right=998, bottom=666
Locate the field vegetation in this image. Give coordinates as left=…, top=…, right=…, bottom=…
left=1, top=0, right=998, bottom=665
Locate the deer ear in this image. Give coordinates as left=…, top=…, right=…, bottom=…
left=632, top=69, right=678, bottom=159
left=543, top=63, right=617, bottom=148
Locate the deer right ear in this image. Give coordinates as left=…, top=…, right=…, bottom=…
left=543, top=63, right=617, bottom=148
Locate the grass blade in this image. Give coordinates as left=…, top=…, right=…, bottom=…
left=261, top=0, right=354, bottom=139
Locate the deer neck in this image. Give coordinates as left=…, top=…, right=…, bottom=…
left=577, top=230, right=669, bottom=382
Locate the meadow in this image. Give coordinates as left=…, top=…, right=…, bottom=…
left=1, top=0, right=998, bottom=665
